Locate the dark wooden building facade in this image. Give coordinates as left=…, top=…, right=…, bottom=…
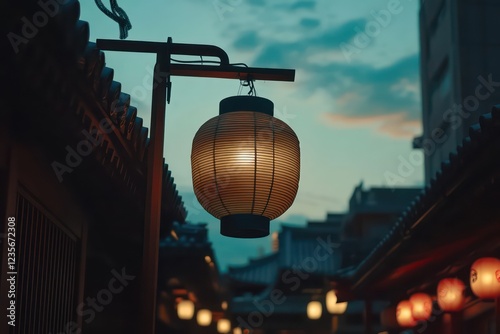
left=0, top=1, right=198, bottom=333
left=350, top=109, right=500, bottom=334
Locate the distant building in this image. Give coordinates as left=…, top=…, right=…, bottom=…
left=158, top=223, right=225, bottom=333
left=416, top=0, right=500, bottom=182
left=307, top=213, right=344, bottom=240
left=341, top=182, right=422, bottom=267
left=227, top=223, right=342, bottom=333
left=226, top=183, right=420, bottom=333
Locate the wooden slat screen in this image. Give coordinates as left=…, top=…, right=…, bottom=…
left=14, top=192, right=80, bottom=334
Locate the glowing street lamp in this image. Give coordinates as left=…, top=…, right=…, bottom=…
left=217, top=318, right=231, bottom=333
left=197, top=309, right=212, bottom=326
left=326, top=290, right=348, bottom=314
left=177, top=299, right=194, bottom=320
left=307, top=301, right=323, bottom=320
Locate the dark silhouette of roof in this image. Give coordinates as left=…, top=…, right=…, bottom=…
left=227, top=222, right=342, bottom=288
left=348, top=182, right=422, bottom=214
left=228, top=253, right=279, bottom=286
left=278, top=224, right=340, bottom=275
left=5, top=0, right=186, bottom=225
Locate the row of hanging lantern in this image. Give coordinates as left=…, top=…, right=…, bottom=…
left=396, top=257, right=500, bottom=328
left=177, top=299, right=233, bottom=333
left=307, top=290, right=349, bottom=320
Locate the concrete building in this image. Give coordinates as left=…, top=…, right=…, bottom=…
left=416, top=0, right=500, bottom=183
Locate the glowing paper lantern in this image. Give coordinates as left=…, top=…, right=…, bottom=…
left=197, top=309, right=212, bottom=326
left=191, top=96, right=300, bottom=238
left=437, top=278, right=465, bottom=311
left=330, top=301, right=348, bottom=314
left=470, top=257, right=500, bottom=299
left=326, top=290, right=348, bottom=314
left=217, top=318, right=231, bottom=333
left=409, top=293, right=432, bottom=321
left=396, top=300, right=417, bottom=327
left=177, top=300, right=194, bottom=320
left=233, top=328, right=242, bottom=334
left=307, top=301, right=322, bottom=320
left=326, top=290, right=338, bottom=312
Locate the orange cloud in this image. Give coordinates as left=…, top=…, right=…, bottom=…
left=320, top=112, right=422, bottom=139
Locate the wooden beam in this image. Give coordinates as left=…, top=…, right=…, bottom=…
left=141, top=52, right=168, bottom=334
left=170, top=64, right=295, bottom=82
left=96, top=38, right=295, bottom=82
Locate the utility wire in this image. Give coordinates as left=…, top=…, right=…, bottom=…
left=170, top=58, right=222, bottom=65
left=170, top=58, right=249, bottom=68
left=169, top=58, right=255, bottom=95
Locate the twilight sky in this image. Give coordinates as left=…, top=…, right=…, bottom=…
left=80, top=0, right=424, bottom=270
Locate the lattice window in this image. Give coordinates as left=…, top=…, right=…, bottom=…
left=14, top=191, right=80, bottom=334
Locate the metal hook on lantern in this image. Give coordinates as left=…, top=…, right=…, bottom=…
left=240, top=75, right=257, bottom=96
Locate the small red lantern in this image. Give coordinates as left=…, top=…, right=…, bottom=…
left=396, top=300, right=417, bottom=327
left=409, top=293, right=432, bottom=321
left=470, top=257, right=500, bottom=299
left=437, top=278, right=465, bottom=312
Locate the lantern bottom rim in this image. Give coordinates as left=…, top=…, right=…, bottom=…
left=220, top=214, right=270, bottom=238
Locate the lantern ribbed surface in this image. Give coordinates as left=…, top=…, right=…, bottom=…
left=191, top=96, right=300, bottom=238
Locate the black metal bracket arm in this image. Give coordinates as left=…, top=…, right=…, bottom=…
left=96, top=37, right=295, bottom=103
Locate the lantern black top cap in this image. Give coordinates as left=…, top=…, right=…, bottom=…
left=219, top=96, right=274, bottom=116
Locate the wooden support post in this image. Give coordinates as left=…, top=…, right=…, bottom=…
left=443, top=312, right=462, bottom=334
left=331, top=315, right=339, bottom=334
left=141, top=51, right=169, bottom=334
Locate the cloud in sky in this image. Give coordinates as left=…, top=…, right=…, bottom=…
left=287, top=1, right=317, bottom=11
left=237, top=18, right=367, bottom=66
left=321, top=112, right=421, bottom=139
left=223, top=0, right=421, bottom=139
left=310, top=54, right=422, bottom=138
left=300, top=18, right=321, bottom=29
left=233, top=31, right=260, bottom=50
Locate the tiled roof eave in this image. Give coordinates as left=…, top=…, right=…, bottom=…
left=9, top=0, right=187, bottom=224
left=349, top=108, right=500, bottom=291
